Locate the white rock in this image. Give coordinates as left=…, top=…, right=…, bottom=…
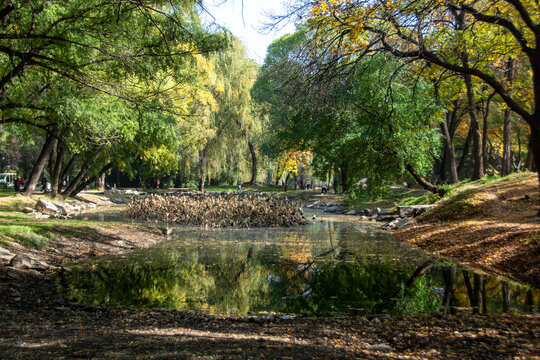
left=10, top=254, right=50, bottom=270
left=35, top=199, right=59, bottom=215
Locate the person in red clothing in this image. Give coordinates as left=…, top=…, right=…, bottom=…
left=14, top=177, right=21, bottom=192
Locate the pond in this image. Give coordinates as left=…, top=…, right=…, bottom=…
left=62, top=210, right=539, bottom=317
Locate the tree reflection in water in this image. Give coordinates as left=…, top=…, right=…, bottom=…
left=60, top=217, right=539, bottom=316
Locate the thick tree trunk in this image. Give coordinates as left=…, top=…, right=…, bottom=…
left=440, top=115, right=459, bottom=184
left=248, top=141, right=257, bottom=185
left=405, top=162, right=446, bottom=196
left=50, top=144, right=66, bottom=198
left=284, top=172, right=290, bottom=191
left=97, top=173, right=105, bottom=191
left=198, top=149, right=206, bottom=192
left=23, top=133, right=57, bottom=196
left=62, top=150, right=103, bottom=198
left=529, top=124, right=540, bottom=215
left=71, top=163, right=113, bottom=197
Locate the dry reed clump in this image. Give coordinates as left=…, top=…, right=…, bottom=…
left=125, top=194, right=308, bottom=227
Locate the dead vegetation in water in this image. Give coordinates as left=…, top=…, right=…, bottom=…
left=126, top=194, right=308, bottom=227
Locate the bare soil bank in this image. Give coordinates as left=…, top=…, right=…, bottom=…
left=394, top=173, right=540, bottom=287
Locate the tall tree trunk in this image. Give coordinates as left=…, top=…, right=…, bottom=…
left=481, top=276, right=487, bottom=314
left=440, top=114, right=459, bottom=184
left=502, top=59, right=515, bottom=175
left=502, top=110, right=513, bottom=175
left=47, top=141, right=56, bottom=183
left=456, top=9, right=483, bottom=180
left=23, top=133, right=57, bottom=196
left=198, top=149, right=206, bottom=192
left=284, top=172, right=290, bottom=191
left=458, top=126, right=473, bottom=177
left=405, top=162, right=446, bottom=196
left=436, top=152, right=446, bottom=183
left=481, top=93, right=495, bottom=174
left=248, top=141, right=257, bottom=185
left=462, top=72, right=484, bottom=180
left=473, top=274, right=484, bottom=314
left=71, top=163, right=113, bottom=197
left=97, top=173, right=105, bottom=191
left=62, top=150, right=103, bottom=198
left=340, top=162, right=349, bottom=191
left=293, top=172, right=297, bottom=190
left=50, top=144, right=66, bottom=198
left=462, top=271, right=474, bottom=307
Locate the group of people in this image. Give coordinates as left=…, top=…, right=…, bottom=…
left=299, top=179, right=311, bottom=190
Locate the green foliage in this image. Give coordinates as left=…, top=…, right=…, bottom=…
left=394, top=276, right=441, bottom=316
left=255, top=30, right=443, bottom=194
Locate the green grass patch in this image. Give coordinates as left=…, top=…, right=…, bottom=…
left=0, top=223, right=52, bottom=248
left=346, top=186, right=429, bottom=210
left=0, top=189, right=16, bottom=196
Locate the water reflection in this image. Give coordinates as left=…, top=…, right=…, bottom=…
left=60, top=212, right=539, bottom=316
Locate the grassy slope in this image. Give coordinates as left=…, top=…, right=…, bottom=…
left=394, top=172, right=540, bottom=287
left=0, top=192, right=164, bottom=266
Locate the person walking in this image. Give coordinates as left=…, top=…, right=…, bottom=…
left=321, top=181, right=327, bottom=194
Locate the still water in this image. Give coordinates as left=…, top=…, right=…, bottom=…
left=62, top=210, right=538, bottom=316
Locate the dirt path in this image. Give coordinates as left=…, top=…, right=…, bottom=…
left=1, top=292, right=538, bottom=359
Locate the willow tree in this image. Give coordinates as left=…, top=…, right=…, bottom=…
left=197, top=37, right=259, bottom=191
left=0, top=0, right=227, bottom=195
